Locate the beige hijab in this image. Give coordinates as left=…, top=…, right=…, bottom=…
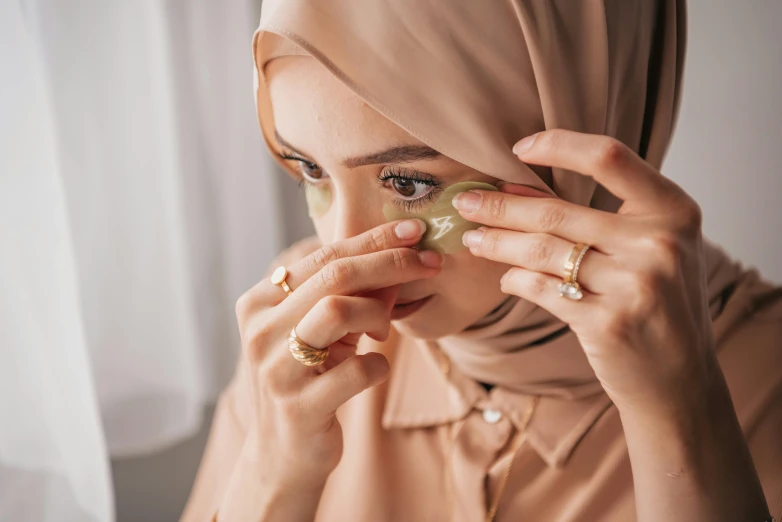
left=252, top=0, right=749, bottom=399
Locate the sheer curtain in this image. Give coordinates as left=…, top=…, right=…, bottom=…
left=2, top=1, right=284, bottom=519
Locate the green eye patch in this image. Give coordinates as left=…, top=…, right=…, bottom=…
left=304, top=183, right=332, bottom=218
left=383, top=181, right=498, bottom=254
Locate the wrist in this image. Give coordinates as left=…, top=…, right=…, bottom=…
left=218, top=444, right=329, bottom=522
left=617, top=365, right=770, bottom=521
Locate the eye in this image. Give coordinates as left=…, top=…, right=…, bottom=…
left=390, top=177, right=433, bottom=199
left=296, top=160, right=327, bottom=183
left=278, top=151, right=329, bottom=184
left=377, top=167, right=442, bottom=211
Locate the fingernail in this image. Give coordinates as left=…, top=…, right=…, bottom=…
left=395, top=219, right=426, bottom=240
left=452, top=191, right=481, bottom=213
left=417, top=250, right=442, bottom=268
left=462, top=229, right=484, bottom=249
left=512, top=133, right=538, bottom=155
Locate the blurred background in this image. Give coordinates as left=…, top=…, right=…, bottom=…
left=1, top=1, right=780, bottom=521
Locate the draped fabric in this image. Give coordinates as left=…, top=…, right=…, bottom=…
left=2, top=1, right=282, bottom=519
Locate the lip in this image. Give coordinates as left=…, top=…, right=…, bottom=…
left=391, top=295, right=433, bottom=320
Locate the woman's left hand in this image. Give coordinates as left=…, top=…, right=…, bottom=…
left=453, top=129, right=719, bottom=417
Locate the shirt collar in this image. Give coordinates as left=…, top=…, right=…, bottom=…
left=381, top=339, right=614, bottom=468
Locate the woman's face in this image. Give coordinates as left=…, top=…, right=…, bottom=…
left=267, top=57, right=511, bottom=339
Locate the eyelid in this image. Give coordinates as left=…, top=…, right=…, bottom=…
left=378, top=165, right=440, bottom=185
left=279, top=151, right=317, bottom=166
left=378, top=166, right=445, bottom=211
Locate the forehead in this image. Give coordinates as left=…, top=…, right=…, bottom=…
left=266, top=56, right=425, bottom=159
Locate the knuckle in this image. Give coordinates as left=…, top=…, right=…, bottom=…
left=391, top=248, right=413, bottom=271
left=320, top=296, right=350, bottom=324
left=481, top=230, right=501, bottom=255
left=484, top=194, right=507, bottom=221
left=540, top=129, right=565, bottom=153
left=526, top=236, right=554, bottom=271
left=529, top=271, right=549, bottom=296
left=260, top=367, right=286, bottom=398
left=274, top=389, right=305, bottom=421
left=311, top=244, right=340, bottom=271
left=646, top=232, right=685, bottom=274
left=242, top=320, right=274, bottom=362
left=601, top=310, right=633, bottom=341
left=318, top=259, right=352, bottom=290
left=234, top=291, right=253, bottom=322
left=677, top=198, right=703, bottom=232
left=341, top=357, right=373, bottom=390
left=537, top=201, right=567, bottom=233
left=629, top=271, right=662, bottom=301
left=367, top=226, right=388, bottom=252
left=593, top=138, right=628, bottom=169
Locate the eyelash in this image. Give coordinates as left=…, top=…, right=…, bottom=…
left=277, top=151, right=443, bottom=212
left=376, top=167, right=442, bottom=211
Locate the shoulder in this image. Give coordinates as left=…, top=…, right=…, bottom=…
left=716, top=269, right=782, bottom=428
left=714, top=269, right=782, bottom=519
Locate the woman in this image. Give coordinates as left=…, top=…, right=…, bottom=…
left=182, top=0, right=781, bottom=520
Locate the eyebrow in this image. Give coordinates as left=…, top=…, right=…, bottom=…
left=274, top=129, right=441, bottom=168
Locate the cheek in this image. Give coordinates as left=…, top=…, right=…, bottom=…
left=438, top=249, right=509, bottom=305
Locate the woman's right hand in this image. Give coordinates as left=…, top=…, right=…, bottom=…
left=232, top=219, right=441, bottom=495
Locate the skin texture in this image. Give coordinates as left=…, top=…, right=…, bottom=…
left=217, top=56, right=770, bottom=521
left=267, top=56, right=511, bottom=340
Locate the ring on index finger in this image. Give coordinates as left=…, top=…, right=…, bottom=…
left=271, top=266, right=294, bottom=296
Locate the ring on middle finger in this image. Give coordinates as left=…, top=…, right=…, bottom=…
left=288, top=328, right=329, bottom=367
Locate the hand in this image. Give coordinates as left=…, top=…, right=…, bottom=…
left=453, top=129, right=718, bottom=416
left=233, top=219, right=441, bottom=490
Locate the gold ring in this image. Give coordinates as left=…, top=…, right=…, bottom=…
left=559, top=242, right=590, bottom=301
left=271, top=266, right=293, bottom=296
left=288, top=328, right=329, bottom=367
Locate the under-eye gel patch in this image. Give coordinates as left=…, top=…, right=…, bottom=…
left=304, top=183, right=332, bottom=218
left=383, top=181, right=498, bottom=254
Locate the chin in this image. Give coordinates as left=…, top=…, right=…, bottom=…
left=391, top=298, right=469, bottom=340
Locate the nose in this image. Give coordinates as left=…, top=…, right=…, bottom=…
left=331, top=186, right=382, bottom=242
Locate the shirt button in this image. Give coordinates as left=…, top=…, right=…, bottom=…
left=482, top=408, right=502, bottom=424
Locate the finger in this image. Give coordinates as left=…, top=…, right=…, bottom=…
left=500, top=266, right=594, bottom=326
left=295, top=296, right=391, bottom=349
left=274, top=247, right=442, bottom=328
left=464, top=228, right=614, bottom=294
left=497, top=182, right=556, bottom=199
left=300, top=352, right=391, bottom=416
left=256, top=219, right=427, bottom=305
left=453, top=189, right=624, bottom=252
left=317, top=341, right=359, bottom=373
left=512, top=129, right=678, bottom=212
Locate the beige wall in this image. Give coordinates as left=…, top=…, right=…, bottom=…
left=111, top=1, right=782, bottom=520
left=664, top=0, right=782, bottom=283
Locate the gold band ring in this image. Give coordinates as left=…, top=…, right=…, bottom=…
left=271, top=266, right=293, bottom=296
left=559, top=242, right=590, bottom=301
left=288, top=328, right=329, bottom=367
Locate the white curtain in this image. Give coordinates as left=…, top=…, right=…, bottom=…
left=1, top=3, right=112, bottom=521
left=2, top=0, right=286, bottom=519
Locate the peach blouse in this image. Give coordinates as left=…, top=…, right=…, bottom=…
left=181, top=243, right=782, bottom=521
